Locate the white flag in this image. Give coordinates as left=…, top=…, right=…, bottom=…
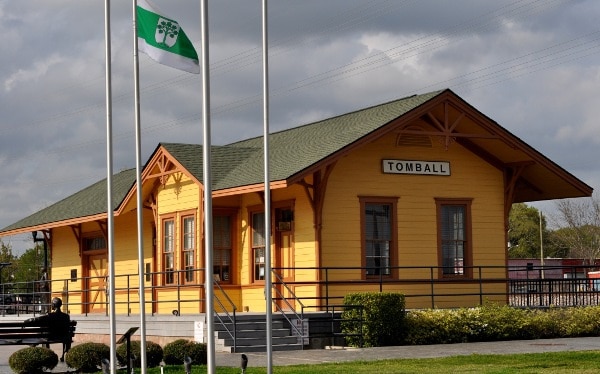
left=136, top=0, right=199, bottom=74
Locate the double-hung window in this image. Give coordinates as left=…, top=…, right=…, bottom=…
left=213, top=213, right=233, bottom=283
left=436, top=198, right=472, bottom=278
left=251, top=211, right=266, bottom=282
left=360, top=197, right=397, bottom=278
left=163, top=219, right=175, bottom=284
left=182, top=216, right=195, bottom=282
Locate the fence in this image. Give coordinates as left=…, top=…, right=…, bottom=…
left=1, top=264, right=599, bottom=315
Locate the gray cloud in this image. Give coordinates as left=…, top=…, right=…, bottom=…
left=1, top=0, right=599, bottom=253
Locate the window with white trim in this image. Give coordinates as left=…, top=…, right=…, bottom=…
left=182, top=215, right=195, bottom=282
left=213, top=214, right=232, bottom=283
left=163, top=219, right=175, bottom=284
left=251, top=211, right=266, bottom=282
left=436, top=198, right=472, bottom=278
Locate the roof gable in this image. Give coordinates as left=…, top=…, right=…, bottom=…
left=1, top=89, right=592, bottom=235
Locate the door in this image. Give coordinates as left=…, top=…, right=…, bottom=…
left=275, top=208, right=295, bottom=310
left=85, top=254, right=108, bottom=313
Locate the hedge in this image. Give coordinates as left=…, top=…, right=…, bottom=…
left=341, top=292, right=406, bottom=347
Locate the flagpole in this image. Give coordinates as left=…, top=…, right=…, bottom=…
left=103, top=0, right=117, bottom=373
left=132, top=0, right=148, bottom=372
left=200, top=0, right=216, bottom=373
left=262, top=1, right=273, bottom=373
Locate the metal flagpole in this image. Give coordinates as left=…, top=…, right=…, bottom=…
left=200, top=0, right=216, bottom=372
left=132, top=0, right=148, bottom=372
left=262, top=1, right=273, bottom=373
left=103, top=1, right=117, bottom=372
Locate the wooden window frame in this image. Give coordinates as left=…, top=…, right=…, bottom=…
left=181, top=213, right=196, bottom=284
left=249, top=208, right=266, bottom=284
left=435, top=198, right=473, bottom=279
left=82, top=232, right=106, bottom=255
left=161, top=216, right=176, bottom=285
left=213, top=208, right=237, bottom=284
left=359, top=196, right=399, bottom=280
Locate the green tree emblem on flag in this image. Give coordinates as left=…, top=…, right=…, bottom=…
left=155, top=17, right=180, bottom=48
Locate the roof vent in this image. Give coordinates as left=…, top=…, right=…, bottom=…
left=396, top=126, right=432, bottom=148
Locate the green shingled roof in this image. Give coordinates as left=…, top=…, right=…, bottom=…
left=0, top=90, right=443, bottom=233
left=1, top=168, right=137, bottom=232
left=164, top=90, right=443, bottom=189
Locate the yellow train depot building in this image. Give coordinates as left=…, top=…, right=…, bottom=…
left=0, top=89, right=592, bottom=317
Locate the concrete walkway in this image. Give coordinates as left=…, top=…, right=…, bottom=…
left=1, top=337, right=600, bottom=372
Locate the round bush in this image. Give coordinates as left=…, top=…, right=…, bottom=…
left=9, top=347, right=58, bottom=374
left=342, top=292, right=406, bottom=347
left=163, top=339, right=207, bottom=365
left=65, top=342, right=110, bottom=373
left=116, top=340, right=163, bottom=368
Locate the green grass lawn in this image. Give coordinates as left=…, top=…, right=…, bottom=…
left=120, top=351, right=600, bottom=373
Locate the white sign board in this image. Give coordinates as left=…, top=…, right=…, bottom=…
left=194, top=321, right=205, bottom=343
left=291, top=318, right=309, bottom=345
left=382, top=159, right=450, bottom=176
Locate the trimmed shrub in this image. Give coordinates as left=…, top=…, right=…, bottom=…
left=65, top=342, right=110, bottom=373
left=400, top=304, right=600, bottom=346
left=163, top=339, right=207, bottom=365
left=342, top=292, right=406, bottom=347
left=9, top=347, right=58, bottom=374
left=476, top=303, right=529, bottom=341
left=560, top=306, right=600, bottom=337
left=116, top=340, right=163, bottom=368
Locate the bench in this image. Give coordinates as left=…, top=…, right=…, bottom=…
left=0, top=320, right=77, bottom=361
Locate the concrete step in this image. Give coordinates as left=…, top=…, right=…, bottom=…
left=226, top=343, right=305, bottom=353
left=214, top=320, right=286, bottom=332
left=216, top=338, right=305, bottom=353
left=216, top=327, right=292, bottom=339
left=219, top=334, right=300, bottom=347
left=214, top=314, right=306, bottom=353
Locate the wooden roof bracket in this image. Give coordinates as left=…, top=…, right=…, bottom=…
left=144, top=192, right=158, bottom=225
left=503, top=162, right=533, bottom=226
left=145, top=153, right=175, bottom=186
left=298, top=179, right=315, bottom=210
left=97, top=220, right=108, bottom=241
left=425, top=101, right=465, bottom=150
left=256, top=191, right=265, bottom=205
left=299, top=162, right=336, bottom=230
left=70, top=224, right=82, bottom=257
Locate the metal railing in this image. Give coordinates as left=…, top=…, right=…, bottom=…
left=212, top=278, right=237, bottom=352
left=2, top=264, right=600, bottom=318
left=271, top=271, right=305, bottom=347
left=278, top=264, right=600, bottom=309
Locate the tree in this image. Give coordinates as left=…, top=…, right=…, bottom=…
left=551, top=196, right=600, bottom=266
left=508, top=203, right=549, bottom=258
left=0, top=240, right=15, bottom=264
left=0, top=240, right=16, bottom=295
left=12, top=246, right=45, bottom=290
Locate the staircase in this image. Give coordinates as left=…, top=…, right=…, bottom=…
left=214, top=313, right=305, bottom=353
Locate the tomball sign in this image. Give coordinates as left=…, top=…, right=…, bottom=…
left=382, top=159, right=451, bottom=176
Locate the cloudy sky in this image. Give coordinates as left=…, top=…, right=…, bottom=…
left=1, top=0, right=599, bottom=253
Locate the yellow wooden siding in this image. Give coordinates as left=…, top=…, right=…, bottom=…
left=47, top=127, right=511, bottom=314
left=155, top=173, right=202, bottom=289
left=321, top=134, right=506, bottom=283
left=240, top=287, right=267, bottom=312
left=235, top=184, right=317, bottom=310
left=214, top=286, right=242, bottom=313
left=50, top=205, right=154, bottom=314
left=157, top=173, right=199, bottom=215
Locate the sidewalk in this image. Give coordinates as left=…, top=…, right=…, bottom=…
left=1, top=337, right=599, bottom=372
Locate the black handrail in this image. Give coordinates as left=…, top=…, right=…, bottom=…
left=3, top=264, right=600, bottom=317
left=271, top=271, right=306, bottom=347
left=212, top=278, right=237, bottom=352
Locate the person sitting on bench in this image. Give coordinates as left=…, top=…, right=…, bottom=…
left=25, top=297, right=71, bottom=361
